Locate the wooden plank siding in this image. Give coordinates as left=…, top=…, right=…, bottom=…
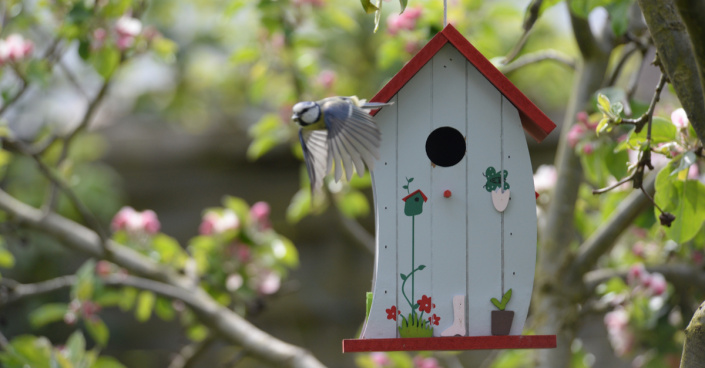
left=362, top=43, right=537, bottom=340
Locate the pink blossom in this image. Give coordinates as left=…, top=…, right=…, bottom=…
left=115, top=16, right=142, bottom=51
left=250, top=201, right=271, bottom=230
left=604, top=308, right=633, bottom=356
left=567, top=123, right=587, bottom=148
left=316, top=70, right=336, bottom=90
left=370, top=352, right=391, bottom=367
left=649, top=272, right=667, bottom=296
left=387, top=7, right=422, bottom=35
left=631, top=242, right=644, bottom=258
left=293, top=0, right=324, bottom=7
left=116, top=16, right=142, bottom=38
left=405, top=40, right=420, bottom=54
left=93, top=28, right=107, bottom=42
left=688, top=164, right=700, bottom=179
left=111, top=206, right=161, bottom=235
left=413, top=356, right=441, bottom=368
left=225, top=273, right=244, bottom=292
left=576, top=111, right=589, bottom=125
left=627, top=264, right=646, bottom=286
left=0, top=34, right=33, bottom=64
left=581, top=142, right=594, bottom=155
left=199, top=210, right=240, bottom=235
left=256, top=270, right=281, bottom=295
left=671, top=108, right=689, bottom=129
left=533, top=165, right=557, bottom=192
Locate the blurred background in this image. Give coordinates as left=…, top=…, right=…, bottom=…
left=0, top=0, right=676, bottom=366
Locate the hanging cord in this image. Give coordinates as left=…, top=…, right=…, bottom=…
left=443, top=0, right=448, bottom=26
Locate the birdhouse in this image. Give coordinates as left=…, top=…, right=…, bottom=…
left=343, top=24, right=557, bottom=352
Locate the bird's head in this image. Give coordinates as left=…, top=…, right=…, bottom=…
left=292, top=101, right=321, bottom=126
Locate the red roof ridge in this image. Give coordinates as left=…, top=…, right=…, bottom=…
left=370, top=23, right=556, bottom=142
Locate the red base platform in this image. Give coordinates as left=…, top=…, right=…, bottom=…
left=342, top=335, right=556, bottom=353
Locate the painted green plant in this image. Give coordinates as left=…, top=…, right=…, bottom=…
left=491, top=289, right=513, bottom=311
left=384, top=177, right=438, bottom=337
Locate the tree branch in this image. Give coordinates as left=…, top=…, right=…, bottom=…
left=583, top=264, right=705, bottom=295
left=573, top=174, right=656, bottom=280
left=168, top=334, right=217, bottom=368
left=499, top=49, right=576, bottom=74
left=0, top=189, right=326, bottom=368
left=680, top=300, right=705, bottom=368
left=637, top=0, right=705, bottom=143
left=673, top=0, right=705, bottom=114
left=0, top=275, right=75, bottom=305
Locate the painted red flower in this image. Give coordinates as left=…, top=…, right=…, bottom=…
left=386, top=306, right=398, bottom=320
left=417, top=295, right=432, bottom=313
left=428, top=313, right=440, bottom=326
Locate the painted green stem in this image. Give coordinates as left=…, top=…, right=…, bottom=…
left=400, top=264, right=425, bottom=311
left=411, top=214, right=415, bottom=305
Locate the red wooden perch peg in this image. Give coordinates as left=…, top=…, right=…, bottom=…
left=443, top=190, right=452, bottom=198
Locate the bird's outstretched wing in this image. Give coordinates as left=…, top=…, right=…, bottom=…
left=321, top=98, right=381, bottom=182
left=299, top=128, right=328, bottom=193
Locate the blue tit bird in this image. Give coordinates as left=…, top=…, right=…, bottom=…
left=292, top=96, right=393, bottom=193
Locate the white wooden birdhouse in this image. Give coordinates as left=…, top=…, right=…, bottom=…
left=343, top=24, right=557, bottom=352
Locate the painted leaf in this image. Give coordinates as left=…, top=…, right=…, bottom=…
left=408, top=178, right=414, bottom=183
left=417, top=265, right=426, bottom=270
left=403, top=185, right=409, bottom=190
left=502, top=289, right=513, bottom=306
left=491, top=297, right=503, bottom=310
left=400, top=273, right=408, bottom=281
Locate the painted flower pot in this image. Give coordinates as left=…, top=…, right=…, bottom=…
left=491, top=310, right=514, bottom=336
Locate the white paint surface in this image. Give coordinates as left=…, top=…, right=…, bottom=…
left=361, top=43, right=537, bottom=340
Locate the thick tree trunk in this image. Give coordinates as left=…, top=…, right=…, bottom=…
left=680, top=300, right=705, bottom=368
left=532, top=10, right=611, bottom=367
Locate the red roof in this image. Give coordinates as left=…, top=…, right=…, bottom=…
left=370, top=24, right=556, bottom=142
left=402, top=189, right=428, bottom=202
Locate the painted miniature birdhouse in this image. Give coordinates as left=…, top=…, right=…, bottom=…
left=343, top=24, right=558, bottom=352
left=402, top=189, right=427, bottom=216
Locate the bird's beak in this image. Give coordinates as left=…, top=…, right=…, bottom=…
left=291, top=113, right=300, bottom=123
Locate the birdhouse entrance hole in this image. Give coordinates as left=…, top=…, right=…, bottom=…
left=425, top=126, right=466, bottom=167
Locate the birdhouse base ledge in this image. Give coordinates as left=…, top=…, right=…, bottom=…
left=342, top=335, right=557, bottom=353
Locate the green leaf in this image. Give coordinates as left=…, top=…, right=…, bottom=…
left=247, top=135, right=278, bottom=161
left=622, top=117, right=677, bottom=149
left=655, top=162, right=705, bottom=243
left=337, top=190, right=370, bottom=218
left=399, top=0, right=408, bottom=13
left=286, top=189, right=311, bottom=223
left=92, top=356, right=127, bottom=368
left=154, top=297, right=175, bottom=321
left=85, top=317, right=109, bottom=346
left=65, top=331, right=86, bottom=365
left=670, top=151, right=697, bottom=176
left=135, top=291, right=155, bottom=322
left=417, top=265, right=426, bottom=271
left=152, top=234, right=187, bottom=266
left=0, top=246, right=15, bottom=268
left=400, top=273, right=408, bottom=281
left=186, top=324, right=209, bottom=342
left=271, top=237, right=299, bottom=267
left=597, top=94, right=611, bottom=113
left=29, top=303, right=68, bottom=328
left=119, top=287, right=138, bottom=311
left=90, top=46, right=120, bottom=79
left=73, top=259, right=97, bottom=301
left=606, top=0, right=630, bottom=36
left=595, top=118, right=610, bottom=136
left=360, top=0, right=379, bottom=14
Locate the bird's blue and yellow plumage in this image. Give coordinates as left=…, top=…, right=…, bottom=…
left=292, top=96, right=392, bottom=193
